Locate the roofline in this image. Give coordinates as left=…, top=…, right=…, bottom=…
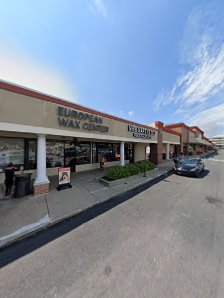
left=165, top=122, right=196, bottom=133
left=0, top=80, right=156, bottom=131
left=162, top=127, right=181, bottom=136
left=190, top=126, right=204, bottom=134
left=203, top=136, right=216, bottom=145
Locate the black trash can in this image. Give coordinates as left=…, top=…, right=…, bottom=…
left=14, top=174, right=32, bottom=198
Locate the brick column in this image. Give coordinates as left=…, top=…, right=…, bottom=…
left=150, top=121, right=163, bottom=164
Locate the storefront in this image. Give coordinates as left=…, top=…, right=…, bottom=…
left=0, top=81, right=159, bottom=197
left=0, top=138, right=135, bottom=173
left=165, top=123, right=213, bottom=154
left=150, top=121, right=181, bottom=162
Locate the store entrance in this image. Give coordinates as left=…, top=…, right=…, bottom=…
left=64, top=142, right=76, bottom=172
left=127, top=144, right=134, bottom=163
left=64, top=141, right=92, bottom=172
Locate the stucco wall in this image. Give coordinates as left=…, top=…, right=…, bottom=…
left=134, top=143, right=146, bottom=162
left=162, top=132, right=180, bottom=144
left=189, top=130, right=196, bottom=139
left=0, top=89, right=157, bottom=144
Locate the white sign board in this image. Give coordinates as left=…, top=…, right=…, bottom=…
left=58, top=167, right=71, bottom=185
left=146, top=146, right=151, bottom=154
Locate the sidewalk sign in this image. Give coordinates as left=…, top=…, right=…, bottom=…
left=57, top=167, right=72, bottom=191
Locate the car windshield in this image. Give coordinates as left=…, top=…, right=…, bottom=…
left=179, top=158, right=199, bottom=165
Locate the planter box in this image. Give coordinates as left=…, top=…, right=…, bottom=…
left=98, top=169, right=157, bottom=187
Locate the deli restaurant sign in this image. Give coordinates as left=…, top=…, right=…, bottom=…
left=128, top=125, right=156, bottom=139
left=58, top=107, right=109, bottom=133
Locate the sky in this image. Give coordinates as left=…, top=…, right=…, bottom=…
left=0, top=0, right=224, bottom=137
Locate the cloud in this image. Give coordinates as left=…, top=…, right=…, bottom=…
left=188, top=102, right=224, bottom=137
left=174, top=108, right=189, bottom=115
left=0, top=45, right=78, bottom=102
left=154, top=4, right=224, bottom=136
left=128, top=111, right=134, bottom=116
left=154, top=37, right=224, bottom=110
left=89, top=0, right=107, bottom=18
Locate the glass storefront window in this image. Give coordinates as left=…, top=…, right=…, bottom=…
left=28, top=140, right=37, bottom=169
left=97, top=143, right=120, bottom=162
left=46, top=141, right=64, bottom=168
left=64, top=142, right=76, bottom=170
left=92, top=142, right=97, bottom=163
left=0, top=138, right=24, bottom=172
left=65, top=141, right=91, bottom=168
left=0, top=138, right=135, bottom=172
left=74, top=142, right=91, bottom=165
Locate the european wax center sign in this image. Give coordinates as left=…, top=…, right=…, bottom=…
left=58, top=107, right=109, bottom=133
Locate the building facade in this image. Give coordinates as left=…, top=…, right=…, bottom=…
left=209, top=136, right=224, bottom=149
left=165, top=123, right=214, bottom=154
left=0, top=81, right=181, bottom=197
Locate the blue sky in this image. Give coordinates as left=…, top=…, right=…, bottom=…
left=0, top=0, right=224, bottom=136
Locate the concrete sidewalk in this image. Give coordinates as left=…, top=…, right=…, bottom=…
left=0, top=151, right=217, bottom=249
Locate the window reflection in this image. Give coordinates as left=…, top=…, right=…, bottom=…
left=97, top=143, right=120, bottom=162
left=0, top=138, right=24, bottom=172
left=64, top=142, right=76, bottom=171
left=75, top=142, right=91, bottom=164
left=0, top=138, right=135, bottom=172
left=28, top=140, right=37, bottom=169
left=46, top=142, right=64, bottom=168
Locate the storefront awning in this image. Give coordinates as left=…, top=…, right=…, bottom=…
left=189, top=138, right=211, bottom=146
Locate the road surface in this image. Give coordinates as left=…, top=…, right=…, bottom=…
left=1, top=151, right=224, bottom=298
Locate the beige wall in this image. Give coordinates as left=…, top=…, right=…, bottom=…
left=189, top=130, right=196, bottom=139
left=193, top=130, right=202, bottom=139
left=162, top=144, right=167, bottom=154
left=162, top=132, right=180, bottom=144
left=134, top=143, right=146, bottom=162
left=0, top=89, right=157, bottom=144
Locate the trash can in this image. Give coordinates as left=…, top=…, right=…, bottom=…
left=14, top=173, right=32, bottom=198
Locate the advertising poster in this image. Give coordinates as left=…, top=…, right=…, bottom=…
left=58, top=167, right=71, bottom=185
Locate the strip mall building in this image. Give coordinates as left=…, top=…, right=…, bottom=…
left=0, top=81, right=214, bottom=197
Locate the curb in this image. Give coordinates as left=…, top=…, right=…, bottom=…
left=0, top=168, right=173, bottom=265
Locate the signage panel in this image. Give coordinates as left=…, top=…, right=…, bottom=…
left=58, top=167, right=71, bottom=185
left=58, top=107, right=109, bottom=133
left=128, top=125, right=156, bottom=139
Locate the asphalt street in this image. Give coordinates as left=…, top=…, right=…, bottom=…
left=0, top=151, right=224, bottom=298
